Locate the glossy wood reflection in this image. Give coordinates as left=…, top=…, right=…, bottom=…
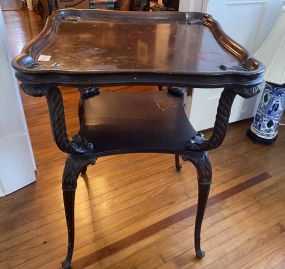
left=1, top=9, right=285, bottom=269
left=13, top=10, right=263, bottom=89
left=41, top=18, right=238, bottom=73
left=3, top=10, right=43, bottom=57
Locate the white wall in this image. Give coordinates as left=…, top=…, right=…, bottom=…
left=0, top=181, right=4, bottom=196
left=0, top=6, right=36, bottom=196
left=179, top=0, right=203, bottom=12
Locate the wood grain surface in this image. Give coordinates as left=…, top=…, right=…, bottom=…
left=1, top=10, right=285, bottom=269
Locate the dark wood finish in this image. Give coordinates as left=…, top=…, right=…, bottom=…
left=11, top=9, right=264, bottom=269
left=58, top=171, right=272, bottom=268
left=175, top=154, right=181, bottom=171
left=80, top=91, right=196, bottom=156
left=12, top=10, right=264, bottom=88
left=3, top=10, right=284, bottom=269
left=61, top=154, right=96, bottom=269
left=186, top=85, right=261, bottom=151
left=182, top=152, right=212, bottom=258
left=162, top=0, right=179, bottom=11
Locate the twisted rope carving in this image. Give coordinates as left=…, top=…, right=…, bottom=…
left=46, top=87, right=74, bottom=153
left=186, top=84, right=261, bottom=152
left=21, top=84, right=93, bottom=155
left=21, top=84, right=49, bottom=97
left=233, top=84, right=261, bottom=98
left=186, top=89, right=237, bottom=151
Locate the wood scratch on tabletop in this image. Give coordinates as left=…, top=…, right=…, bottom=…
left=156, top=101, right=166, bottom=112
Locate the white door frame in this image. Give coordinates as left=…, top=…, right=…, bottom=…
left=0, top=6, right=36, bottom=196
left=179, top=0, right=203, bottom=12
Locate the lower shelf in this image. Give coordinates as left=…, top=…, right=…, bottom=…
left=79, top=90, right=196, bottom=156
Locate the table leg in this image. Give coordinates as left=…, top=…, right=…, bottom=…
left=156, top=86, right=182, bottom=172
left=77, top=96, right=88, bottom=175
left=184, top=152, right=212, bottom=258
left=61, top=155, right=96, bottom=269
left=62, top=189, right=75, bottom=269
left=78, top=94, right=84, bottom=127
left=186, top=85, right=261, bottom=152
left=77, top=87, right=99, bottom=174
left=175, top=154, right=182, bottom=171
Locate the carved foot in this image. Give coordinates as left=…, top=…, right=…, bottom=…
left=61, top=258, right=72, bottom=269
left=196, top=249, right=205, bottom=259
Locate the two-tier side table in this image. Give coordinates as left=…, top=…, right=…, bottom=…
left=12, top=10, right=264, bottom=269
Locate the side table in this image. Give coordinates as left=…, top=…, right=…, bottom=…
left=12, top=10, right=264, bottom=269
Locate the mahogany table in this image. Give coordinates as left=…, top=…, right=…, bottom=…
left=12, top=10, right=264, bottom=269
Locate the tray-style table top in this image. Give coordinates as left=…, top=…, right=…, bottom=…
left=13, top=10, right=264, bottom=88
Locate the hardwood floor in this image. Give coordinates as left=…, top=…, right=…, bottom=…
left=1, top=10, right=285, bottom=269
left=0, top=0, right=22, bottom=11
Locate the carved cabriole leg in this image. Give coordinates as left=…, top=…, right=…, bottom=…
left=62, top=190, right=75, bottom=269
left=20, top=85, right=96, bottom=268
left=62, top=154, right=96, bottom=269
left=182, top=152, right=212, bottom=258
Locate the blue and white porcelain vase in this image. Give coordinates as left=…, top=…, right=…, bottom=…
left=247, top=82, right=285, bottom=144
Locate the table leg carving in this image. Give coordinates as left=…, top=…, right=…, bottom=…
left=21, top=84, right=94, bottom=155
left=78, top=87, right=100, bottom=99
left=62, top=154, right=96, bottom=269
left=186, top=85, right=261, bottom=152
left=186, top=89, right=237, bottom=152
left=182, top=152, right=212, bottom=258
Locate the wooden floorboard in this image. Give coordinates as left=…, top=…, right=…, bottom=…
left=1, top=9, right=285, bottom=269
left=0, top=0, right=21, bottom=10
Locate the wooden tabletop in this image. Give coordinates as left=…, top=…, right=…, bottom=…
left=12, top=10, right=264, bottom=88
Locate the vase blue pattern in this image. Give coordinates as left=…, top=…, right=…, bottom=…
left=248, top=82, right=285, bottom=143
